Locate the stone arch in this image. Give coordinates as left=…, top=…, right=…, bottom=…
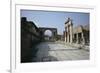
left=44, top=30, right=53, bottom=40
left=44, top=30, right=53, bottom=37
left=39, top=27, right=57, bottom=41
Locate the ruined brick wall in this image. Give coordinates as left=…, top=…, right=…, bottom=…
left=21, top=17, right=42, bottom=62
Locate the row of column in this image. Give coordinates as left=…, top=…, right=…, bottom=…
left=75, top=33, right=85, bottom=44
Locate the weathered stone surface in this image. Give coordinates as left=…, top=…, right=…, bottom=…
left=33, top=42, right=89, bottom=62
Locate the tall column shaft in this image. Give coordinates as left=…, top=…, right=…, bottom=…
left=76, top=33, right=78, bottom=44
left=70, top=25, right=73, bottom=43
left=82, top=33, right=85, bottom=45
left=64, top=32, right=67, bottom=42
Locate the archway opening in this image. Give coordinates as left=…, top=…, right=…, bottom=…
left=44, top=30, right=53, bottom=40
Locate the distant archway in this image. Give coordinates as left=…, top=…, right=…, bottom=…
left=39, top=27, right=57, bottom=41
left=44, top=30, right=52, bottom=40
left=44, top=30, right=52, bottom=37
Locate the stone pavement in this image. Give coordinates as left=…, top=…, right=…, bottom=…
left=32, top=42, right=89, bottom=62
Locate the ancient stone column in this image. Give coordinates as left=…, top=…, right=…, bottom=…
left=76, top=33, right=79, bottom=44
left=81, top=33, right=85, bottom=45
left=65, top=17, right=73, bottom=44
left=70, top=24, right=73, bottom=43
left=67, top=25, right=69, bottom=43
left=64, top=32, right=67, bottom=42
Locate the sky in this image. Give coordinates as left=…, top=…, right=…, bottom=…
left=21, top=10, right=89, bottom=35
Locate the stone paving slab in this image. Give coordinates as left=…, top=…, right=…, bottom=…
left=32, top=42, right=89, bottom=62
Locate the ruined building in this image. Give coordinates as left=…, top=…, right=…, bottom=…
left=64, top=18, right=89, bottom=45
left=21, top=17, right=42, bottom=62
left=21, top=17, right=58, bottom=62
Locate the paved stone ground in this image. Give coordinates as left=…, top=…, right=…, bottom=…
left=32, top=42, right=89, bottom=62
